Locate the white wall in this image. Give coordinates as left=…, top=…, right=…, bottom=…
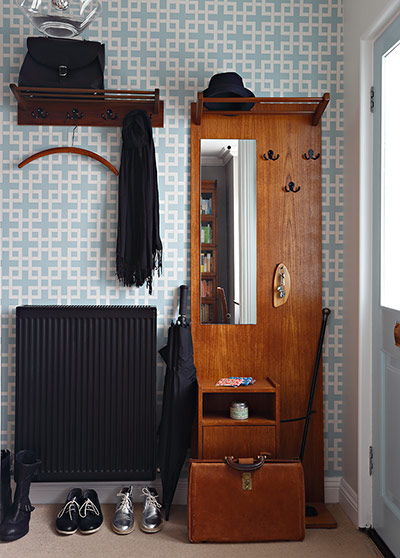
left=342, top=0, right=400, bottom=527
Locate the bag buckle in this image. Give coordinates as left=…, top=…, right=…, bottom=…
left=59, top=65, right=68, bottom=77
left=241, top=472, right=252, bottom=491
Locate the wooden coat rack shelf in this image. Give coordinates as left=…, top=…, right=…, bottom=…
left=9, top=84, right=164, bottom=127
left=193, top=92, right=329, bottom=126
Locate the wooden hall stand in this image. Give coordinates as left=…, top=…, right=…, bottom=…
left=190, top=93, right=336, bottom=529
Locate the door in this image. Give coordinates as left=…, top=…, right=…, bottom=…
left=372, top=13, right=400, bottom=556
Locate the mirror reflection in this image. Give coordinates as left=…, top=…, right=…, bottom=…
left=200, top=139, right=257, bottom=325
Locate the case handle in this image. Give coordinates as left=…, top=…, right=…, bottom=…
left=225, top=455, right=265, bottom=471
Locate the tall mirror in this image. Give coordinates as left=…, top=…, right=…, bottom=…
left=200, top=139, right=257, bottom=325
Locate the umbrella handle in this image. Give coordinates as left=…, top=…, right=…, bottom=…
left=179, top=285, right=188, bottom=317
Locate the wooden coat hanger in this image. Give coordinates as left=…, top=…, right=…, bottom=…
left=18, top=127, right=119, bottom=175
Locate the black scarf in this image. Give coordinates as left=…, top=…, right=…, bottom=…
left=116, top=110, right=162, bottom=294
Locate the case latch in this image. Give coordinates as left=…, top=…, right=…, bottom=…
left=242, top=472, right=252, bottom=491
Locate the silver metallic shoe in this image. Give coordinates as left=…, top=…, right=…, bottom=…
left=140, top=487, right=163, bottom=533
left=112, top=487, right=134, bottom=535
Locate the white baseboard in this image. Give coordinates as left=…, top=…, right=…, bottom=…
left=324, top=476, right=341, bottom=503
left=30, top=476, right=341, bottom=506
left=29, top=478, right=188, bottom=505
left=339, top=477, right=359, bottom=525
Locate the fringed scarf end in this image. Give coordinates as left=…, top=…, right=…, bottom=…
left=116, top=251, right=163, bottom=295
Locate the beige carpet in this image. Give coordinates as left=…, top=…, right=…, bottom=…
left=0, top=504, right=382, bottom=558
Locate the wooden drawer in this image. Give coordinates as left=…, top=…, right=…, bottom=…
left=202, top=425, right=276, bottom=459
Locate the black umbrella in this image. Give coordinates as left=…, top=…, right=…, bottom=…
left=158, top=285, right=198, bottom=520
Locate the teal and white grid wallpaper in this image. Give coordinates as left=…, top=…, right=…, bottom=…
left=0, top=1, right=343, bottom=477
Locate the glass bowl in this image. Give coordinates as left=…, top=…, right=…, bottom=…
left=16, top=0, right=102, bottom=38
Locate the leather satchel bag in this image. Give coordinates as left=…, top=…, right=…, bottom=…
left=188, top=456, right=305, bottom=543
left=18, top=37, right=105, bottom=89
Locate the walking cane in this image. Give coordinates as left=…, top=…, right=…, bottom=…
left=299, top=307, right=331, bottom=464
left=298, top=308, right=330, bottom=517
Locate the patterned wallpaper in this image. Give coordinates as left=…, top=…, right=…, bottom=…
left=0, top=0, right=343, bottom=477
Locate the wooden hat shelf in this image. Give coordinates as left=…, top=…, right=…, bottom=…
left=9, top=84, right=164, bottom=127
left=193, top=92, right=329, bottom=126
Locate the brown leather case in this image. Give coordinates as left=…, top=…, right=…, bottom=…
left=188, top=456, right=305, bottom=543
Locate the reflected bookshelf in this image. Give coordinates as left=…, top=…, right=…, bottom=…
left=200, top=180, right=217, bottom=323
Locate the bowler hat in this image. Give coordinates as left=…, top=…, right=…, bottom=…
left=202, top=72, right=255, bottom=111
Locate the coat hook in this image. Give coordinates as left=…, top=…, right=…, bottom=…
left=263, top=150, right=279, bottom=161
left=65, top=108, right=84, bottom=121
left=284, top=181, right=301, bottom=193
left=303, top=149, right=320, bottom=160
left=101, top=109, right=118, bottom=121
left=31, top=108, right=48, bottom=119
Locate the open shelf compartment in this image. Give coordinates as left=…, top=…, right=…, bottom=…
left=202, top=392, right=277, bottom=425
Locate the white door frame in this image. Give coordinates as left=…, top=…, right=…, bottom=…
left=358, top=0, right=400, bottom=528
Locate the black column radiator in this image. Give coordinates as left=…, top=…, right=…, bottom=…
left=15, top=305, right=157, bottom=482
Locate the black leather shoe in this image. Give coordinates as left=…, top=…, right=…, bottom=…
left=55, top=488, right=83, bottom=535
left=78, top=490, right=103, bottom=534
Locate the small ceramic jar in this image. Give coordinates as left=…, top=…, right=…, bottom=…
left=230, top=401, right=248, bottom=420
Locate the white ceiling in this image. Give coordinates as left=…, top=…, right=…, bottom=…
left=201, top=139, right=238, bottom=157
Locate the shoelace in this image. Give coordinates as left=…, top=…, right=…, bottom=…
left=57, top=497, right=78, bottom=520
left=79, top=498, right=100, bottom=518
left=142, top=487, right=161, bottom=510
left=116, top=491, right=133, bottom=514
